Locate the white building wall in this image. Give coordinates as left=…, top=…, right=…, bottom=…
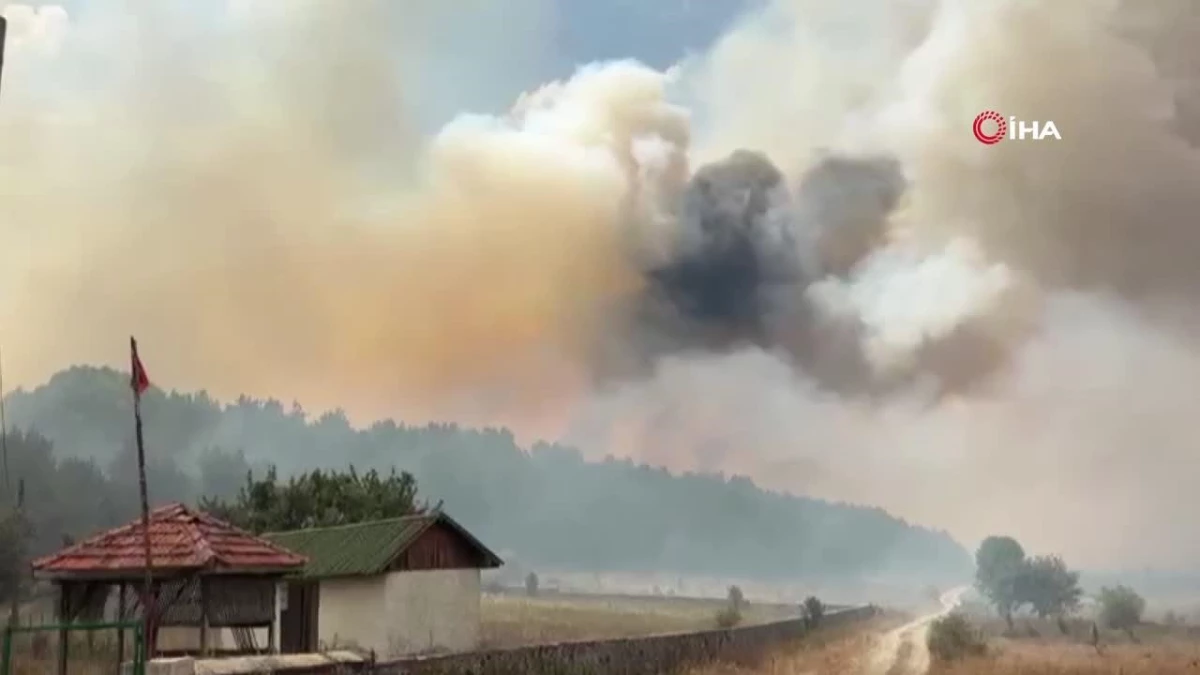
left=380, top=568, right=481, bottom=658
left=317, top=576, right=388, bottom=655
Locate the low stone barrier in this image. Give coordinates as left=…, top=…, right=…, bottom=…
left=376, top=604, right=879, bottom=675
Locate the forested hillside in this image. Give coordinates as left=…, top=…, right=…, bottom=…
left=2, top=366, right=970, bottom=580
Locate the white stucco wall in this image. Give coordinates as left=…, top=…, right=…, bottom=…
left=381, top=568, right=481, bottom=657
left=312, top=569, right=480, bottom=659
left=317, top=576, right=388, bottom=655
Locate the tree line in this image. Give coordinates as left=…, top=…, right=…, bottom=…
left=0, top=365, right=971, bottom=585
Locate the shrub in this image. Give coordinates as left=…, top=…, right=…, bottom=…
left=715, top=606, right=742, bottom=628
left=1098, top=585, right=1145, bottom=633
left=927, top=612, right=987, bottom=662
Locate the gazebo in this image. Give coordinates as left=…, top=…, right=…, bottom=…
left=30, top=503, right=306, bottom=663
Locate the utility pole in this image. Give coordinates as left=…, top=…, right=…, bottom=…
left=1, top=16, right=7, bottom=100
left=0, top=347, right=24, bottom=631
left=0, top=20, right=21, bottom=632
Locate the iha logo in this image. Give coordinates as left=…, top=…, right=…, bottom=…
left=973, top=110, right=1061, bottom=144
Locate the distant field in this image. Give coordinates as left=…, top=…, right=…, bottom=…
left=479, top=590, right=807, bottom=648
left=932, top=616, right=1200, bottom=674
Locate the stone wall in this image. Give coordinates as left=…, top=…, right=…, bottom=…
left=375, top=604, right=879, bottom=675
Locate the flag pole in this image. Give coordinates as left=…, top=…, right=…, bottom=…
left=130, top=337, right=154, bottom=659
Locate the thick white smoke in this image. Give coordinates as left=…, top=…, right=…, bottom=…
left=4, top=0, right=1200, bottom=569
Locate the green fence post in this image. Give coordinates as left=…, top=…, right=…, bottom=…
left=132, top=624, right=145, bottom=675
left=1, top=626, right=12, bottom=675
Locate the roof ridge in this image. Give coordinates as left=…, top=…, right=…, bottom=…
left=262, top=512, right=433, bottom=537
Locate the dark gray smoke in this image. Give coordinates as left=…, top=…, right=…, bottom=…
left=633, top=149, right=1017, bottom=398
left=646, top=150, right=803, bottom=345
left=635, top=151, right=910, bottom=393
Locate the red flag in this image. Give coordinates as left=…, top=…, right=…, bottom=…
left=130, top=337, right=150, bottom=397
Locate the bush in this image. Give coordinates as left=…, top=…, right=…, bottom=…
left=715, top=606, right=742, bottom=628
left=927, top=612, right=987, bottom=662
left=1098, top=585, right=1145, bottom=632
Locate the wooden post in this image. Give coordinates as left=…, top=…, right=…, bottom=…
left=56, top=585, right=69, bottom=675
left=198, top=578, right=209, bottom=657
left=117, top=582, right=126, bottom=670
left=267, top=582, right=277, bottom=654
left=268, top=581, right=279, bottom=653
left=149, top=581, right=160, bottom=660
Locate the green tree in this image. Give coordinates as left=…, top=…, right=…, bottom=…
left=727, top=585, right=745, bottom=611
left=0, top=511, right=32, bottom=605
left=202, top=465, right=426, bottom=533
left=1017, top=555, right=1082, bottom=619
left=802, top=596, right=825, bottom=628
left=974, top=535, right=1026, bottom=629
left=1098, top=585, right=1145, bottom=637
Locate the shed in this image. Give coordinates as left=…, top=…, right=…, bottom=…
left=264, top=510, right=502, bottom=658
left=30, top=503, right=306, bottom=662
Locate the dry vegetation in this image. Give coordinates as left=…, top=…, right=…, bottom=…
left=5, top=630, right=125, bottom=675
left=930, top=616, right=1200, bottom=675
left=682, top=614, right=905, bottom=674
left=479, top=591, right=796, bottom=648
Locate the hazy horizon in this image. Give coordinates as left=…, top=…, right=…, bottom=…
left=4, top=0, right=1200, bottom=572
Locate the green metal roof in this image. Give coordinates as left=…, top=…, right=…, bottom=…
left=262, top=512, right=502, bottom=580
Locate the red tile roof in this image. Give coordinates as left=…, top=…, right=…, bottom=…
left=31, top=503, right=307, bottom=578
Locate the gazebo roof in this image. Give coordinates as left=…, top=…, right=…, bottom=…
left=31, top=503, right=306, bottom=580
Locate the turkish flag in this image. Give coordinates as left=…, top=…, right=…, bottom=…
left=130, top=337, right=150, bottom=397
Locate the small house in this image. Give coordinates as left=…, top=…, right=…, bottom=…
left=264, top=510, right=503, bottom=659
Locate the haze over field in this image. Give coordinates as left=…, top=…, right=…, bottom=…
left=2, top=0, right=1200, bottom=571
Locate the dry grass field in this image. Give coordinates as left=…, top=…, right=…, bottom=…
left=679, top=611, right=1200, bottom=675
left=932, top=640, right=1200, bottom=674
left=479, top=590, right=800, bottom=648
left=928, top=616, right=1200, bottom=675
left=682, top=614, right=906, bottom=674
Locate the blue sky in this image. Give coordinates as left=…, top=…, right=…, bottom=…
left=404, top=0, right=752, bottom=132
left=7, top=0, right=754, bottom=132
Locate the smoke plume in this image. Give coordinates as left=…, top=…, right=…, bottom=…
left=3, top=0, right=1200, bottom=568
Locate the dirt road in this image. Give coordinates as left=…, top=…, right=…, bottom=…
left=861, top=586, right=967, bottom=675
